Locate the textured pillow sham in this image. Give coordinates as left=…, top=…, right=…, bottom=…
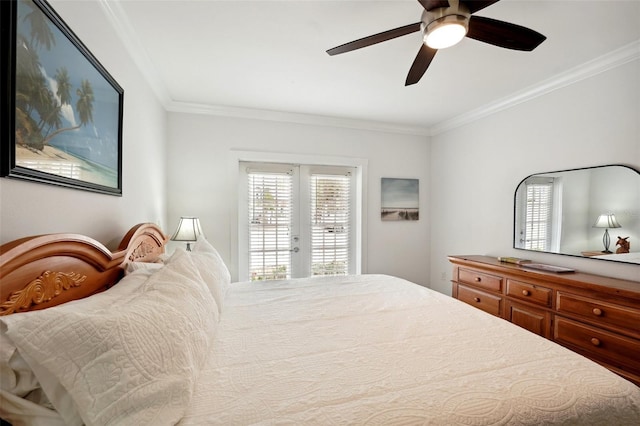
left=0, top=270, right=154, bottom=426
left=191, top=238, right=231, bottom=313
left=1, top=249, right=219, bottom=426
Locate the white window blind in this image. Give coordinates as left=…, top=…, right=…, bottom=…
left=241, top=162, right=357, bottom=281
left=523, top=177, right=554, bottom=251
left=310, top=174, right=350, bottom=276
left=247, top=170, right=293, bottom=281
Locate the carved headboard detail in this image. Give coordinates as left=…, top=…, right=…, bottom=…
left=118, top=223, right=167, bottom=264
left=0, top=271, right=86, bottom=316
left=0, top=223, right=167, bottom=316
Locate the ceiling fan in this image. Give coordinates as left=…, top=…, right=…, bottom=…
left=326, top=0, right=546, bottom=86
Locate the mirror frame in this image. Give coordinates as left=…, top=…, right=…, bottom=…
left=513, top=164, right=640, bottom=264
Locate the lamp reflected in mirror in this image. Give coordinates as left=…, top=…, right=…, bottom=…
left=593, top=213, right=622, bottom=253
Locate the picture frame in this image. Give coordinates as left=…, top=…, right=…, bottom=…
left=381, top=178, right=419, bottom=221
left=1, top=0, right=124, bottom=195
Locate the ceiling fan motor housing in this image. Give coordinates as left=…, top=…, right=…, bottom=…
left=422, top=3, right=471, bottom=48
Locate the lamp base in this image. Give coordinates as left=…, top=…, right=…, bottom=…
left=601, top=228, right=611, bottom=253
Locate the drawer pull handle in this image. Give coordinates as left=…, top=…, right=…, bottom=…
left=522, top=290, right=530, bottom=296
left=590, top=338, right=601, bottom=347
left=592, top=308, right=603, bottom=316
left=473, top=297, right=481, bottom=303
left=475, top=277, right=482, bottom=282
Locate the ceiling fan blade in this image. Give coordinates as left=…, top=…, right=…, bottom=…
left=462, top=1, right=501, bottom=14
left=327, top=22, right=422, bottom=56
left=466, top=15, right=546, bottom=51
left=405, top=44, right=437, bottom=86
left=417, top=1, right=448, bottom=11
left=418, top=1, right=499, bottom=13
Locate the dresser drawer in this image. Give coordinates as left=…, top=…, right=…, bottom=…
left=506, top=279, right=552, bottom=307
left=506, top=300, right=551, bottom=338
left=556, top=292, right=640, bottom=336
left=554, top=317, right=640, bottom=374
left=457, top=284, right=502, bottom=317
left=457, top=268, right=503, bottom=292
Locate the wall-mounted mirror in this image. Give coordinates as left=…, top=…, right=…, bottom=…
left=514, top=165, right=640, bottom=264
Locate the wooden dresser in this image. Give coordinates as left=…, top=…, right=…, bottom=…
left=449, top=255, right=640, bottom=386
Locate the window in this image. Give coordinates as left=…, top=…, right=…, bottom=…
left=247, top=169, right=293, bottom=280
left=310, top=173, right=351, bottom=276
left=241, top=163, right=355, bottom=281
left=518, top=176, right=557, bottom=251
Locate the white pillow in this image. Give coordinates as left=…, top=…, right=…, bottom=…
left=191, top=239, right=231, bottom=313
left=125, top=261, right=164, bottom=275
left=1, top=250, right=218, bottom=426
left=0, top=331, right=38, bottom=397
left=0, top=330, right=66, bottom=426
left=0, top=390, right=66, bottom=426
left=0, top=270, right=153, bottom=425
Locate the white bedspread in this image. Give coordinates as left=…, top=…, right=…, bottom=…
left=179, top=274, right=640, bottom=425
left=593, top=251, right=640, bottom=264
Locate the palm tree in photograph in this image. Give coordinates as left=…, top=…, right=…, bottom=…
left=15, top=0, right=95, bottom=151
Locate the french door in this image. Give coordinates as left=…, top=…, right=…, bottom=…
left=239, top=162, right=355, bottom=281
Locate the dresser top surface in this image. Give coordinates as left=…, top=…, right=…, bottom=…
left=449, top=255, right=640, bottom=299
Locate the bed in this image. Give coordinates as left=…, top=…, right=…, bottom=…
left=1, top=223, right=639, bottom=425
left=593, top=251, right=640, bottom=264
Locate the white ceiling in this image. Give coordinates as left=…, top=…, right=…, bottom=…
left=101, top=0, right=640, bottom=134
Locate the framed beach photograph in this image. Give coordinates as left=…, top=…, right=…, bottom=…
left=381, top=178, right=419, bottom=221
left=1, top=0, right=124, bottom=195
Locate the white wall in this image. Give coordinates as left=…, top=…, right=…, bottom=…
left=430, top=60, right=640, bottom=295
left=0, top=0, right=167, bottom=248
left=166, top=113, right=430, bottom=285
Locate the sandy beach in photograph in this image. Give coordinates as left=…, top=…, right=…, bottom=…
left=16, top=145, right=117, bottom=188
left=381, top=208, right=419, bottom=221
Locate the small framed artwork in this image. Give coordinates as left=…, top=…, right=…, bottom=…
left=381, top=178, right=419, bottom=221
left=1, top=0, right=124, bottom=195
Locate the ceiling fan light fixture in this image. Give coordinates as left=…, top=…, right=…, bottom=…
left=424, top=15, right=468, bottom=49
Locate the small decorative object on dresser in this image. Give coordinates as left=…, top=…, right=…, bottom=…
left=520, top=263, right=575, bottom=273
left=497, top=256, right=531, bottom=265
left=617, top=236, right=631, bottom=254
left=449, top=255, right=640, bottom=386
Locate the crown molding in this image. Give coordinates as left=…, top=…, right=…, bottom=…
left=97, top=0, right=171, bottom=105
left=429, top=39, right=640, bottom=136
left=99, top=0, right=638, bottom=139
left=165, top=101, right=431, bottom=136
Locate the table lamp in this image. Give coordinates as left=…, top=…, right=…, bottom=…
left=170, top=216, right=203, bottom=251
left=593, top=213, right=621, bottom=253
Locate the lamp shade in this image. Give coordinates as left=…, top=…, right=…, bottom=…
left=593, top=213, right=622, bottom=229
left=170, top=217, right=203, bottom=242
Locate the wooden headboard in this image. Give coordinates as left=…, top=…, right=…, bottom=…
left=0, top=223, right=167, bottom=316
